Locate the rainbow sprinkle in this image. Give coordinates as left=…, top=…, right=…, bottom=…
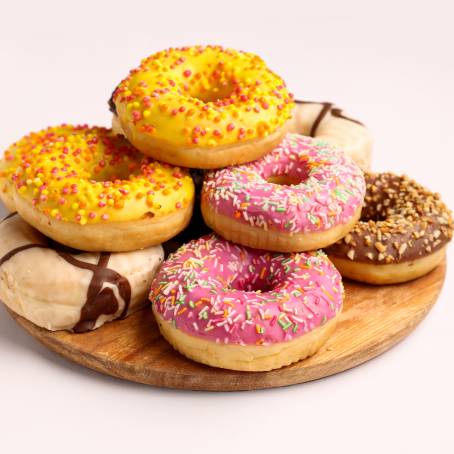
left=150, top=235, right=344, bottom=346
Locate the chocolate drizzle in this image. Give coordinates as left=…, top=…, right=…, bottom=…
left=0, top=218, right=132, bottom=332
left=308, top=102, right=332, bottom=137
left=58, top=252, right=132, bottom=333
left=0, top=212, right=18, bottom=224
left=0, top=244, right=48, bottom=267
left=108, top=88, right=118, bottom=115
left=295, top=100, right=364, bottom=137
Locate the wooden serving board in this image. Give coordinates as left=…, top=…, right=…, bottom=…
left=7, top=260, right=446, bottom=391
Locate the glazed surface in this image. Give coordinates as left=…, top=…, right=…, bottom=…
left=113, top=45, right=294, bottom=149
left=4, top=125, right=194, bottom=225
left=202, top=134, right=365, bottom=234
left=150, top=235, right=344, bottom=346
left=327, top=172, right=453, bottom=263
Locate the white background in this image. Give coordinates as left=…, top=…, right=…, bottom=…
left=1, top=1, right=453, bottom=453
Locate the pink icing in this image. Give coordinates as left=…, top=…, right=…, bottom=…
left=202, top=133, right=365, bottom=234
left=150, top=235, right=344, bottom=346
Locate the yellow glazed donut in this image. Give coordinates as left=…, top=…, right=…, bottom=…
left=111, top=45, right=294, bottom=169
left=8, top=125, right=195, bottom=252
left=0, top=142, right=23, bottom=212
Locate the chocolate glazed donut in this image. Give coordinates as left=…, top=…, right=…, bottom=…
left=326, top=172, right=453, bottom=284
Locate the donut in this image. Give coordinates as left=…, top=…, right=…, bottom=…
left=0, top=213, right=164, bottom=331
left=8, top=125, right=195, bottom=251
left=110, top=45, right=294, bottom=169
left=201, top=134, right=366, bottom=252
left=326, top=172, right=453, bottom=284
left=286, top=100, right=373, bottom=170
left=0, top=136, right=26, bottom=212
left=150, top=235, right=343, bottom=371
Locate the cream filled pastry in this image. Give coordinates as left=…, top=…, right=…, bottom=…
left=0, top=213, right=164, bottom=332
left=286, top=100, right=373, bottom=170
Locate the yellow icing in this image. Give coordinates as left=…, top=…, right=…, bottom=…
left=114, top=45, right=294, bottom=148
left=0, top=139, right=22, bottom=196
left=5, top=125, right=194, bottom=224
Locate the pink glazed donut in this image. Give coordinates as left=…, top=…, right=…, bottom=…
left=201, top=133, right=365, bottom=252
left=150, top=234, right=344, bottom=371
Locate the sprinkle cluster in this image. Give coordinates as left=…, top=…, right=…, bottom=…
left=113, top=45, right=294, bottom=148
left=202, top=134, right=366, bottom=234
left=0, top=136, right=24, bottom=198
left=327, top=172, right=454, bottom=263
left=150, top=234, right=344, bottom=346
left=5, top=125, right=194, bottom=224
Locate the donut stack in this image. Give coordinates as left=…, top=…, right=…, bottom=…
left=0, top=45, right=452, bottom=371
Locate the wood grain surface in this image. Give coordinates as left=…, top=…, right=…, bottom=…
left=7, top=260, right=446, bottom=391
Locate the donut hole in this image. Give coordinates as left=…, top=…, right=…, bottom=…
left=263, top=159, right=310, bottom=187
left=186, top=68, right=236, bottom=103
left=228, top=259, right=278, bottom=293
left=193, top=82, right=235, bottom=103
left=361, top=210, right=389, bottom=223
left=229, top=276, right=275, bottom=293
left=89, top=166, right=134, bottom=184
left=360, top=199, right=395, bottom=222
left=266, top=175, right=303, bottom=186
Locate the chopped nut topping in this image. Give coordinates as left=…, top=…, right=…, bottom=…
left=327, top=172, right=453, bottom=264
left=375, top=241, right=387, bottom=253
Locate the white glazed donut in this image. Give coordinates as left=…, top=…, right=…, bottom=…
left=286, top=100, right=373, bottom=170
left=0, top=213, right=164, bottom=332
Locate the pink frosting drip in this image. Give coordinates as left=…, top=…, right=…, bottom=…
left=202, top=133, right=365, bottom=234
left=150, top=235, right=344, bottom=346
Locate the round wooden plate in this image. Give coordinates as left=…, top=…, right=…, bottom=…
left=7, top=261, right=446, bottom=391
